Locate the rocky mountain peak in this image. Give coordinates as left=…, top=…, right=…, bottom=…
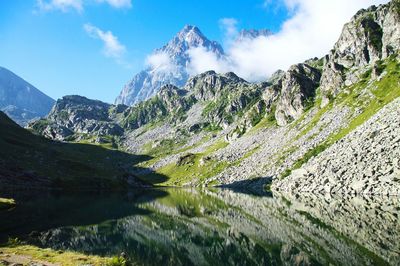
left=159, top=25, right=224, bottom=60
left=115, top=25, right=224, bottom=106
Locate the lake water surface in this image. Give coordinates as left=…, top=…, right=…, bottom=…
left=0, top=188, right=399, bottom=265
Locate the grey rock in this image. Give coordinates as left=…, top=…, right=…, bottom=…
left=0, top=67, right=54, bottom=126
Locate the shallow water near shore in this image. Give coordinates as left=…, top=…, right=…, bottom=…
left=0, top=188, right=399, bottom=265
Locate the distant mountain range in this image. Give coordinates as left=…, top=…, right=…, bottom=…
left=115, top=25, right=271, bottom=106
left=0, top=67, right=54, bottom=126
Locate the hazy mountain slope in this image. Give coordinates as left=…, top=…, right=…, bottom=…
left=0, top=67, right=55, bottom=126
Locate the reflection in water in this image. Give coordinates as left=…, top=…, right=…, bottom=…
left=0, top=188, right=399, bottom=266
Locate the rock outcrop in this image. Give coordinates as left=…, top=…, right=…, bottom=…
left=29, top=95, right=125, bottom=141
left=320, top=0, right=400, bottom=106
left=275, top=64, right=321, bottom=126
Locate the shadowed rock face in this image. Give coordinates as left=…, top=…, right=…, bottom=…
left=0, top=67, right=54, bottom=126
left=2, top=189, right=398, bottom=266
left=275, top=63, right=321, bottom=126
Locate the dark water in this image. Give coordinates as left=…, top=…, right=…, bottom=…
left=0, top=188, right=399, bottom=266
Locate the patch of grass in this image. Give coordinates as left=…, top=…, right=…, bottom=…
left=280, top=169, right=292, bottom=179
left=292, top=144, right=328, bottom=169
left=280, top=144, right=328, bottom=179
left=203, top=140, right=229, bottom=154
left=142, top=140, right=230, bottom=186
left=297, top=210, right=333, bottom=230
left=0, top=245, right=121, bottom=266
left=246, top=108, right=278, bottom=135
left=0, top=198, right=16, bottom=210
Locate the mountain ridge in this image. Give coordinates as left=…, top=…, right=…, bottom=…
left=24, top=0, right=400, bottom=193
left=0, top=66, right=55, bottom=126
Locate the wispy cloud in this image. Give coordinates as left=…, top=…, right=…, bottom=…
left=145, top=52, right=177, bottom=74
left=84, top=23, right=130, bottom=67
left=187, top=0, right=390, bottom=81
left=96, top=0, right=132, bottom=9
left=219, top=18, right=238, bottom=45
left=36, top=0, right=132, bottom=12
left=36, top=0, right=83, bottom=13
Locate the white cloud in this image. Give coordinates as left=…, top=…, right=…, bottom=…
left=188, top=0, right=390, bottom=81
left=186, top=47, right=231, bottom=76
left=36, top=0, right=131, bottom=12
left=145, top=52, right=177, bottom=74
left=37, top=0, right=83, bottom=12
left=84, top=23, right=127, bottom=65
left=219, top=18, right=238, bottom=45
left=96, top=0, right=132, bottom=9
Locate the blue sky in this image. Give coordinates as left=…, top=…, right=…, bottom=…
left=0, top=0, right=290, bottom=103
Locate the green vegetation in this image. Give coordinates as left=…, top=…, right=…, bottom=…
left=0, top=112, right=160, bottom=189
left=360, top=14, right=383, bottom=52
left=201, top=85, right=263, bottom=126
left=0, top=245, right=124, bottom=266
left=73, top=134, right=120, bottom=150
left=0, top=198, right=16, bottom=210
left=141, top=140, right=230, bottom=186
left=246, top=106, right=278, bottom=135
left=291, top=144, right=328, bottom=170
left=328, top=57, right=400, bottom=144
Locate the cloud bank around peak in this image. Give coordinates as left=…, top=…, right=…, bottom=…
left=187, top=0, right=390, bottom=82
left=145, top=52, right=178, bottom=74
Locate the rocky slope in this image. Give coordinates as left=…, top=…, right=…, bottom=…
left=0, top=67, right=54, bottom=126
left=274, top=97, right=400, bottom=195
left=28, top=0, right=400, bottom=194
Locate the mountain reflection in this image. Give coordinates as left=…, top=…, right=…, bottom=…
left=0, top=188, right=398, bottom=266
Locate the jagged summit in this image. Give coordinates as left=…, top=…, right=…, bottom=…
left=115, top=25, right=224, bottom=106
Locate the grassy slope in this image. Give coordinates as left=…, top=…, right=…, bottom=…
left=0, top=112, right=165, bottom=189
left=281, top=56, right=400, bottom=177
left=140, top=140, right=229, bottom=186
left=0, top=198, right=15, bottom=210
left=0, top=245, right=126, bottom=266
